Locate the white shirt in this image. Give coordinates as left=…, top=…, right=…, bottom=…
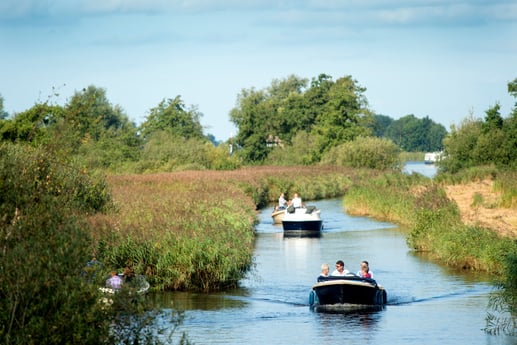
left=331, top=268, right=350, bottom=276
left=292, top=197, right=302, bottom=208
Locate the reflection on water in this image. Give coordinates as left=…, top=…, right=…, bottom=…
left=151, top=197, right=515, bottom=345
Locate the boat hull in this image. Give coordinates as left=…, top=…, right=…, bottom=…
left=310, top=276, right=386, bottom=312
left=282, top=219, right=323, bottom=231
left=282, top=207, right=322, bottom=233
left=271, top=209, right=285, bottom=224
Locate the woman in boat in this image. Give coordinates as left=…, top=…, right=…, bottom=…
left=277, top=192, right=287, bottom=210
left=356, top=260, right=373, bottom=279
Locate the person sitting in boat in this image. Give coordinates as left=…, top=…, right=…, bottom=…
left=106, top=271, right=123, bottom=290
left=277, top=192, right=288, bottom=210
left=319, top=263, right=330, bottom=278
left=291, top=193, right=304, bottom=208
left=356, top=260, right=373, bottom=279
left=331, top=260, right=350, bottom=276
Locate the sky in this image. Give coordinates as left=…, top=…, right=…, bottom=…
left=1, top=1, right=516, bottom=141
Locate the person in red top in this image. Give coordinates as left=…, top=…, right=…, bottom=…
left=356, top=260, right=373, bottom=279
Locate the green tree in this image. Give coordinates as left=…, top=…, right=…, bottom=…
left=139, top=96, right=205, bottom=140
left=370, top=114, right=394, bottom=137
left=0, top=103, right=64, bottom=145
left=440, top=113, right=482, bottom=173
left=320, top=136, right=401, bottom=170
left=311, top=75, right=372, bottom=158
left=230, top=73, right=372, bottom=164
left=0, top=143, right=112, bottom=344
left=230, top=75, right=310, bottom=163
left=385, top=115, right=446, bottom=152
left=0, top=94, right=8, bottom=119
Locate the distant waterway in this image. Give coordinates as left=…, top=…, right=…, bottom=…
left=151, top=197, right=514, bottom=345
left=403, top=161, right=437, bottom=178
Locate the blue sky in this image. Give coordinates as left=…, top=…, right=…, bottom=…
left=1, top=1, right=516, bottom=141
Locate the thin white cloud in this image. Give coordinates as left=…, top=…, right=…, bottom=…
left=2, top=0, right=515, bottom=23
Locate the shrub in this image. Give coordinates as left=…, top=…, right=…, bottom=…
left=320, top=136, right=401, bottom=170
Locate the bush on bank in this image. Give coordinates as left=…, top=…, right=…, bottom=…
left=0, top=143, right=192, bottom=345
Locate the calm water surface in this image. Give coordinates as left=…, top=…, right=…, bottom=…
left=152, top=195, right=514, bottom=345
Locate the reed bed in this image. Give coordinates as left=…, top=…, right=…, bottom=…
left=90, top=166, right=374, bottom=291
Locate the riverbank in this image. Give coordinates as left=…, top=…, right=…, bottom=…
left=90, top=166, right=516, bottom=292
left=90, top=166, right=377, bottom=291
left=344, top=171, right=517, bottom=274
left=444, top=180, right=517, bottom=238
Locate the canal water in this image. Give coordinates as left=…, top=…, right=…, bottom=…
left=152, top=163, right=514, bottom=344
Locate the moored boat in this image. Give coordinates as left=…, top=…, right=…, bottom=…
left=282, top=205, right=322, bottom=233
left=309, top=275, right=387, bottom=312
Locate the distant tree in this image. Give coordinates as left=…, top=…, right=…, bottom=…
left=440, top=78, right=517, bottom=172
left=370, top=114, right=394, bottom=137
left=0, top=103, right=64, bottom=145
left=229, top=73, right=371, bottom=163
left=230, top=75, right=309, bottom=163
left=440, top=113, right=481, bottom=173
left=0, top=94, right=8, bottom=119
left=139, top=96, right=205, bottom=141
left=385, top=115, right=446, bottom=152
left=482, top=103, right=504, bottom=133
left=311, top=75, right=372, bottom=159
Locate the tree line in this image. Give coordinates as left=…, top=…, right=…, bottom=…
left=0, top=74, right=450, bottom=173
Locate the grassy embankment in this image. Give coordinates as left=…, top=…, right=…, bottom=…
left=344, top=167, right=517, bottom=274
left=89, top=166, right=378, bottom=292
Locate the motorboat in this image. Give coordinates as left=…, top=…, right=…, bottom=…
left=309, top=275, right=387, bottom=312
left=282, top=205, right=322, bottom=233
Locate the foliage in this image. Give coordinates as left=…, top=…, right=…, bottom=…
left=440, top=80, right=517, bottom=173
left=344, top=172, right=430, bottom=227
left=139, top=96, right=205, bottom=141
left=0, top=93, right=7, bottom=119
left=265, top=131, right=319, bottom=165
left=229, top=74, right=371, bottom=163
left=345, top=171, right=517, bottom=276
left=90, top=166, right=369, bottom=292
left=0, top=103, right=64, bottom=146
left=399, top=151, right=425, bottom=162
left=0, top=143, right=193, bottom=344
left=369, top=114, right=393, bottom=137
left=485, top=253, right=517, bottom=336
left=0, top=143, right=110, bottom=344
left=383, top=114, right=447, bottom=152
left=320, top=136, right=401, bottom=170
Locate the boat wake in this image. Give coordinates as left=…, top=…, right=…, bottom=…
left=386, top=286, right=492, bottom=306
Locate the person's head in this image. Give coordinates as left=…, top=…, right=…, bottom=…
left=321, top=263, right=329, bottom=275
left=110, top=271, right=117, bottom=277
left=293, top=193, right=299, bottom=198
left=335, top=260, right=345, bottom=272
left=360, top=260, right=369, bottom=272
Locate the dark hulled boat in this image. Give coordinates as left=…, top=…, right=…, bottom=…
left=309, top=275, right=387, bottom=312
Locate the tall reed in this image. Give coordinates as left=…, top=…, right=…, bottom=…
left=90, top=166, right=371, bottom=291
